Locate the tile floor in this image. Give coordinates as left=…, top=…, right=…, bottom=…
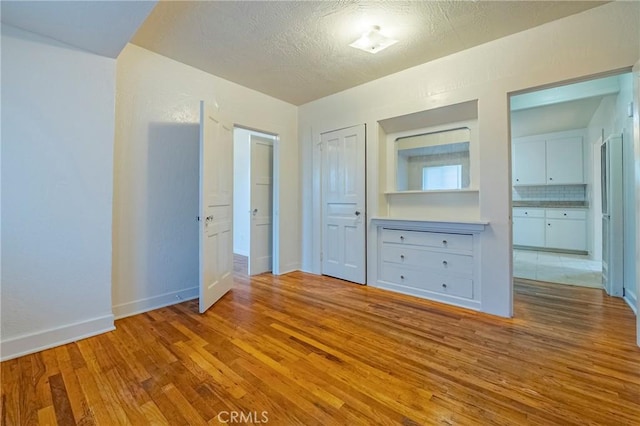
left=513, top=249, right=603, bottom=288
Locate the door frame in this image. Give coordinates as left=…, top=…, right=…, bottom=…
left=507, top=68, right=639, bottom=347
left=233, top=125, right=280, bottom=275
left=318, top=124, right=367, bottom=283
left=632, top=59, right=640, bottom=346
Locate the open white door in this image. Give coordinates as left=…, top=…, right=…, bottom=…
left=249, top=135, right=274, bottom=275
left=199, top=101, right=234, bottom=313
left=321, top=124, right=366, bottom=284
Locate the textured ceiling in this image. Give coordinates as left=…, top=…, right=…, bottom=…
left=132, top=1, right=607, bottom=105
left=1, top=1, right=157, bottom=58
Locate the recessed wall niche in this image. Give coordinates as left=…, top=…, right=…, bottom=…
left=377, top=100, right=480, bottom=221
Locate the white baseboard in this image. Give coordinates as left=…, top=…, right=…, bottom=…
left=624, top=293, right=638, bottom=315
left=112, top=286, right=198, bottom=320
left=0, top=314, right=115, bottom=361
left=278, top=263, right=301, bottom=275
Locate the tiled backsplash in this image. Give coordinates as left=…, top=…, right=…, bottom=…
left=512, top=185, right=586, bottom=201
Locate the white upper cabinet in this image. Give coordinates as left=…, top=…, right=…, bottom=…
left=512, top=133, right=584, bottom=186
left=545, top=136, right=584, bottom=184
left=512, top=139, right=546, bottom=185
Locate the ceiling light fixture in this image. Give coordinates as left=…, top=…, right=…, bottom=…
left=349, top=25, right=398, bottom=54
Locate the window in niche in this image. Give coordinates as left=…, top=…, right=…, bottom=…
left=422, top=164, right=463, bottom=190
left=396, top=127, right=470, bottom=191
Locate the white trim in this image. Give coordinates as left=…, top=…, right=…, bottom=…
left=624, top=294, right=638, bottom=315
left=112, top=287, right=198, bottom=320
left=0, top=314, right=114, bottom=361
left=384, top=189, right=480, bottom=195
left=278, top=263, right=301, bottom=275
left=370, top=217, right=488, bottom=233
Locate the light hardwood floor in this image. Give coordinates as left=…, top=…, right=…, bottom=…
left=2, top=256, right=639, bottom=425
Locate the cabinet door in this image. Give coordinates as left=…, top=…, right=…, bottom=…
left=545, top=219, right=587, bottom=251
left=512, top=139, right=546, bottom=185
left=513, top=216, right=545, bottom=247
left=545, top=136, right=584, bottom=184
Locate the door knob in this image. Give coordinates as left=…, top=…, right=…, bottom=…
left=355, top=211, right=361, bottom=216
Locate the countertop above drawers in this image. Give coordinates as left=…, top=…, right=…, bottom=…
left=512, top=201, right=588, bottom=208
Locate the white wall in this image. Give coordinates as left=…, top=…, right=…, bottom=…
left=233, top=128, right=251, bottom=256
left=586, top=74, right=636, bottom=306
left=587, top=94, right=617, bottom=261
left=1, top=25, right=116, bottom=360
left=615, top=74, right=637, bottom=309
left=113, top=44, right=299, bottom=318
left=299, top=2, right=640, bottom=317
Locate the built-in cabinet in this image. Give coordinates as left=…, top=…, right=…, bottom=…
left=513, top=207, right=587, bottom=252
left=372, top=219, right=486, bottom=311
left=372, top=102, right=488, bottom=312
left=512, top=208, right=545, bottom=247
left=512, top=136, right=584, bottom=185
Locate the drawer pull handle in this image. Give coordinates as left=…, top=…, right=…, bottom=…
left=442, top=260, right=448, bottom=266
left=548, top=223, right=551, bottom=226
left=549, top=177, right=553, bottom=181
left=400, top=254, right=405, bottom=260
left=400, top=275, right=405, bottom=280
left=563, top=213, right=567, bottom=216
left=400, top=236, right=404, bottom=241
left=442, top=283, right=447, bottom=288
left=442, top=240, right=448, bottom=246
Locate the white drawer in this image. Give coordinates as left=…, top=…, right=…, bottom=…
left=381, top=228, right=472, bottom=252
left=380, top=263, right=473, bottom=299
left=513, top=208, right=545, bottom=218
left=381, top=245, right=473, bottom=276
left=545, top=209, right=587, bottom=220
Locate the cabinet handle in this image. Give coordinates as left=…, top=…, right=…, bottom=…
left=549, top=177, right=553, bottom=181
left=442, top=260, right=448, bottom=266
left=442, top=283, right=447, bottom=288
left=524, top=212, right=528, bottom=215
left=442, top=240, right=448, bottom=246
left=400, top=275, right=405, bottom=280
left=400, top=254, right=405, bottom=260
left=548, top=223, right=551, bottom=226
left=563, top=213, right=567, bottom=216
left=516, top=178, right=520, bottom=182
left=400, top=236, right=404, bottom=241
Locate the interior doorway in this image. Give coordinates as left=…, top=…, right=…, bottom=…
left=509, top=71, right=637, bottom=315
left=233, top=127, right=277, bottom=276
